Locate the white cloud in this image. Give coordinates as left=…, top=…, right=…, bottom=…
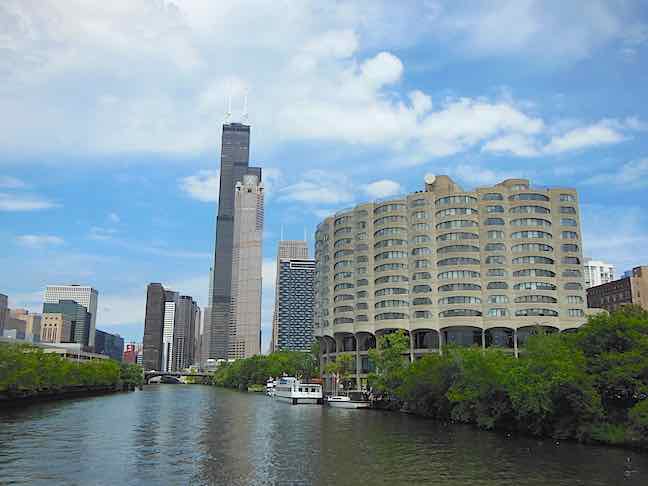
left=362, top=179, right=402, bottom=199
left=544, top=121, right=626, bottom=154
left=0, top=176, right=26, bottom=188
left=88, top=226, right=117, bottom=241
left=16, top=234, right=64, bottom=248
left=0, top=0, right=638, bottom=164
left=0, top=193, right=58, bottom=211
left=108, top=212, right=120, bottom=223
left=180, top=170, right=220, bottom=202
left=279, top=170, right=353, bottom=205
left=585, top=158, right=648, bottom=188
left=429, top=1, right=643, bottom=62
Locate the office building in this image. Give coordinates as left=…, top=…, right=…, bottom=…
left=314, top=175, right=588, bottom=387
left=173, top=295, right=199, bottom=370
left=143, top=283, right=200, bottom=371
left=44, top=285, right=98, bottom=347
left=42, top=300, right=92, bottom=348
left=587, top=266, right=648, bottom=312
left=3, top=315, right=26, bottom=340
left=123, top=343, right=139, bottom=363
left=161, top=293, right=178, bottom=372
left=227, top=174, right=264, bottom=359
left=10, top=309, right=42, bottom=343
left=0, top=293, right=8, bottom=336
left=271, top=240, right=315, bottom=352
left=95, top=329, right=124, bottom=361
left=207, top=122, right=262, bottom=360
left=583, top=258, right=615, bottom=288
left=41, top=313, right=72, bottom=343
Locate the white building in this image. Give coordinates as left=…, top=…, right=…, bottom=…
left=44, top=285, right=98, bottom=347
left=583, top=258, right=615, bottom=288
left=228, top=174, right=264, bottom=359
left=162, top=297, right=177, bottom=372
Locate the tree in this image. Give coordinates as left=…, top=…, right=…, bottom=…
left=324, top=353, right=353, bottom=395
left=367, top=330, right=409, bottom=398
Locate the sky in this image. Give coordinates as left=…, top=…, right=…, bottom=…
left=1, top=0, right=647, bottom=351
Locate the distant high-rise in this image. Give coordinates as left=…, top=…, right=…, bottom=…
left=143, top=283, right=168, bottom=371
left=143, top=283, right=200, bottom=371
left=271, top=240, right=315, bottom=352
left=44, top=285, right=98, bottom=347
left=228, top=174, right=264, bottom=359
left=208, top=122, right=262, bottom=360
left=583, top=257, right=615, bottom=288
left=11, top=309, right=42, bottom=343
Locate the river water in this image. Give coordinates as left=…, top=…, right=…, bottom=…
left=0, top=385, right=645, bottom=485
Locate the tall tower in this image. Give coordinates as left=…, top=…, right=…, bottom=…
left=228, top=174, right=264, bottom=359
left=208, top=123, right=261, bottom=359
left=271, top=240, right=311, bottom=352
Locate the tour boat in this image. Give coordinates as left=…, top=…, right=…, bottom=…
left=326, top=391, right=371, bottom=409
left=274, top=377, right=323, bottom=405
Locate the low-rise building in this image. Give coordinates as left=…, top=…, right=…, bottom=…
left=95, top=329, right=125, bottom=361
left=587, top=266, right=648, bottom=312
left=0, top=293, right=8, bottom=336
left=41, top=313, right=72, bottom=343
left=3, top=316, right=27, bottom=340
left=10, top=309, right=42, bottom=343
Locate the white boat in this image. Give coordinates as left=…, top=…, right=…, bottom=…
left=274, top=377, right=323, bottom=405
left=327, top=391, right=371, bottom=409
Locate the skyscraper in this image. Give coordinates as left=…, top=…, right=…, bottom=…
left=0, top=293, right=8, bottom=337
left=228, top=174, right=264, bottom=359
left=143, top=283, right=200, bottom=372
left=271, top=240, right=315, bottom=352
left=208, top=122, right=262, bottom=360
left=44, top=285, right=98, bottom=347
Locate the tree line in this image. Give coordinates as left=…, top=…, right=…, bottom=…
left=0, top=343, right=144, bottom=393
left=368, top=306, right=648, bottom=449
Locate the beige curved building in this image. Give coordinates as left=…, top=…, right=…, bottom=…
left=314, top=175, right=588, bottom=388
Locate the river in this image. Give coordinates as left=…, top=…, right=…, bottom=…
left=0, top=385, right=645, bottom=485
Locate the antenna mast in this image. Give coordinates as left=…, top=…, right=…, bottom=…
left=242, top=89, right=249, bottom=123
left=225, top=84, right=232, bottom=122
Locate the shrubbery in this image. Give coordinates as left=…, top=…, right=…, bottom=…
left=212, top=348, right=318, bottom=389
left=368, top=306, right=648, bottom=449
left=0, top=343, right=143, bottom=392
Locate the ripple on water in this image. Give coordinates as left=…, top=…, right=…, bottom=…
left=0, top=386, right=646, bottom=486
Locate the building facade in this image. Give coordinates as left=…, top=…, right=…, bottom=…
left=95, top=329, right=124, bottom=361
left=314, top=175, right=588, bottom=387
left=228, top=174, right=264, bottom=359
left=10, top=309, right=42, bottom=343
left=208, top=122, right=262, bottom=360
left=172, top=295, right=199, bottom=370
left=123, top=343, right=139, bottom=363
left=42, top=300, right=92, bottom=348
left=44, top=285, right=98, bottom=347
left=0, top=293, right=7, bottom=336
left=584, top=258, right=615, bottom=288
left=271, top=240, right=315, bottom=352
left=143, top=283, right=167, bottom=371
left=161, top=296, right=178, bottom=372
left=587, top=266, right=648, bottom=312
left=41, top=313, right=71, bottom=343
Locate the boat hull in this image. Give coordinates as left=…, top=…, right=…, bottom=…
left=327, top=400, right=371, bottom=409
left=275, top=394, right=323, bottom=405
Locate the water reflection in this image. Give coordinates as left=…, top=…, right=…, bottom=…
left=0, top=386, right=645, bottom=485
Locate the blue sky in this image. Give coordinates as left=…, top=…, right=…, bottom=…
left=1, top=0, right=647, bottom=350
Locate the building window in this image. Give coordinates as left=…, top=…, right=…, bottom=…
left=436, top=220, right=479, bottom=230
left=438, top=257, right=480, bottom=266
left=512, top=256, right=555, bottom=265
left=561, top=244, right=579, bottom=252
left=438, top=244, right=480, bottom=254
left=487, top=295, right=509, bottom=304
left=510, top=205, right=550, bottom=214
left=439, top=283, right=482, bottom=292
left=487, top=308, right=507, bottom=317
left=485, top=256, right=506, bottom=265
left=511, top=218, right=552, bottom=227
left=560, top=206, right=577, bottom=214
left=485, top=217, right=505, bottom=225
left=486, top=268, right=507, bottom=277
left=515, top=309, right=558, bottom=317
left=438, top=232, right=480, bottom=241
left=482, top=193, right=504, bottom=201
left=439, top=309, right=482, bottom=317
left=439, top=296, right=482, bottom=305
left=560, top=218, right=577, bottom=226
left=436, top=207, right=477, bottom=217
left=438, top=270, right=480, bottom=280
left=509, top=193, right=550, bottom=202
left=511, top=231, right=552, bottom=239
left=484, top=243, right=506, bottom=252
left=436, top=195, right=478, bottom=206
left=514, top=295, right=557, bottom=304
left=513, top=282, right=556, bottom=290
left=487, top=281, right=508, bottom=290
left=562, top=257, right=581, bottom=265
left=413, top=297, right=433, bottom=305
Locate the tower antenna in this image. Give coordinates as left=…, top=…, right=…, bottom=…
left=242, top=89, right=249, bottom=123
left=225, top=83, right=232, bottom=122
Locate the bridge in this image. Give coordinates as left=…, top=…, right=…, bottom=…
left=144, top=371, right=212, bottom=384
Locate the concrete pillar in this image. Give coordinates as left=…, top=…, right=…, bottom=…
left=355, top=333, right=361, bottom=390
left=513, top=328, right=519, bottom=358
left=481, top=328, right=486, bottom=350
left=409, top=330, right=415, bottom=362
left=439, top=329, right=445, bottom=356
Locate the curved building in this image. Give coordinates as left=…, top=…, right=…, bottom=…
left=314, top=175, right=588, bottom=388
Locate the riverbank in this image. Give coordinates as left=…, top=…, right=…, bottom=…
left=0, top=342, right=144, bottom=405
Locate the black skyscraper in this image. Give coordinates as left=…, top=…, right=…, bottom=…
left=209, top=123, right=261, bottom=359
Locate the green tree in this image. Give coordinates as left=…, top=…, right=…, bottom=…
left=324, top=353, right=353, bottom=395
left=368, top=330, right=409, bottom=397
